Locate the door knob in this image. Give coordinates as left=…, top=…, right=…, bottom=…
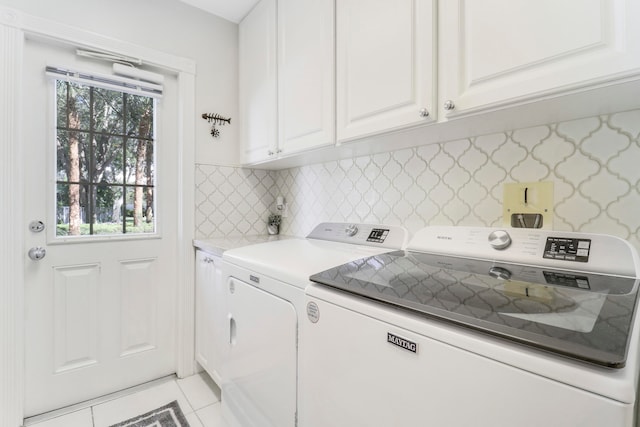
left=28, top=247, right=46, bottom=261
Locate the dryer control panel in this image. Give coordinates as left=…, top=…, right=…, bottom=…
left=307, top=222, right=408, bottom=250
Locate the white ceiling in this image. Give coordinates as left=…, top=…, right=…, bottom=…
left=178, top=0, right=260, bottom=23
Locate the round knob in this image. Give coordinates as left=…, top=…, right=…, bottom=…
left=29, top=220, right=45, bottom=233
left=345, top=224, right=359, bottom=237
left=488, top=266, right=512, bottom=281
left=276, top=149, right=283, bottom=154
left=443, top=100, right=455, bottom=111
left=267, top=150, right=274, bottom=156
left=419, top=108, right=429, bottom=118
left=488, top=230, right=511, bottom=250
left=28, top=247, right=46, bottom=261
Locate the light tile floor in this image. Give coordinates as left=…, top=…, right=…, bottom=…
left=26, top=373, right=223, bottom=427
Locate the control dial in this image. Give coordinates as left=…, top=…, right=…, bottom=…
left=488, top=266, right=512, bottom=281
left=488, top=230, right=512, bottom=250
left=345, top=224, right=359, bottom=237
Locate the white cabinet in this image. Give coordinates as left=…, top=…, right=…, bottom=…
left=239, top=0, right=640, bottom=166
left=239, top=0, right=277, bottom=164
left=336, top=0, right=436, bottom=142
left=240, top=0, right=334, bottom=165
left=278, top=0, right=334, bottom=154
left=194, top=250, right=224, bottom=384
left=439, top=0, right=640, bottom=117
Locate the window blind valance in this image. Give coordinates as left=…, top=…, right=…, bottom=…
left=45, top=65, right=163, bottom=98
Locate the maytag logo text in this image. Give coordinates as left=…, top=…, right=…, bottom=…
left=387, top=332, right=417, bottom=353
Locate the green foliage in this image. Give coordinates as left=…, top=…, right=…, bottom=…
left=55, top=80, right=156, bottom=236
left=268, top=214, right=282, bottom=225
left=96, top=183, right=116, bottom=209
left=56, top=220, right=154, bottom=236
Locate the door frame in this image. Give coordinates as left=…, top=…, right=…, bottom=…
left=0, top=8, right=196, bottom=426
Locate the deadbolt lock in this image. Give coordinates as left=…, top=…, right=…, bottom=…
left=29, top=220, right=45, bottom=233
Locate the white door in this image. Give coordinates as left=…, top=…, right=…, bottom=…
left=278, top=0, right=334, bottom=155
left=438, top=0, right=640, bottom=117
left=194, top=250, right=225, bottom=384
left=336, top=0, right=436, bottom=143
left=239, top=0, right=278, bottom=165
left=23, top=37, right=178, bottom=416
left=222, top=277, right=297, bottom=427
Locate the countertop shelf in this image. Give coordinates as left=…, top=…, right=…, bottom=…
left=193, top=234, right=294, bottom=257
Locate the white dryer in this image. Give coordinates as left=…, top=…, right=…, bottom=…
left=303, top=226, right=640, bottom=427
left=219, top=223, right=408, bottom=427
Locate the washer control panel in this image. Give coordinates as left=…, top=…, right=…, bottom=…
left=307, top=222, right=408, bottom=249
left=408, top=226, right=638, bottom=277
left=543, top=237, right=591, bottom=263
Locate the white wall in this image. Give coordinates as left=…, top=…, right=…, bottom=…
left=0, top=0, right=240, bottom=165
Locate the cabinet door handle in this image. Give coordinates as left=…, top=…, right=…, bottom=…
left=444, top=100, right=455, bottom=111
left=267, top=150, right=274, bottom=156
left=419, top=108, right=429, bottom=118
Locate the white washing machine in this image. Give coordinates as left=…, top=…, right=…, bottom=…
left=302, top=226, right=640, bottom=427
left=218, top=223, right=408, bottom=427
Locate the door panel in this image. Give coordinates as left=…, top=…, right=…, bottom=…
left=440, top=0, right=640, bottom=116
left=195, top=251, right=225, bottom=384
left=52, top=264, right=100, bottom=373
left=195, top=251, right=214, bottom=372
left=278, top=0, right=334, bottom=154
left=336, top=0, right=436, bottom=142
left=119, top=258, right=159, bottom=356
left=239, top=0, right=278, bottom=164
left=222, top=277, right=297, bottom=427
left=23, top=37, right=177, bottom=416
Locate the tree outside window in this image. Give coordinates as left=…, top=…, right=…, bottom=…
left=55, top=80, right=156, bottom=236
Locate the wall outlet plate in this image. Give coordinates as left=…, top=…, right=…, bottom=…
left=503, top=181, right=554, bottom=229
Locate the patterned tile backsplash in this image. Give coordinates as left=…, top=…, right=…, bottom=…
left=195, top=164, right=278, bottom=237
left=195, top=108, right=640, bottom=253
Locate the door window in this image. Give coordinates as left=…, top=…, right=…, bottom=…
left=55, top=80, right=156, bottom=237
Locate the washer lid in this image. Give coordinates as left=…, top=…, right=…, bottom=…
left=310, top=250, right=639, bottom=368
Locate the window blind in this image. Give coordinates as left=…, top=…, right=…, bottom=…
left=45, top=65, right=163, bottom=98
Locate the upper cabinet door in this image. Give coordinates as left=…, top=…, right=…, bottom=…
left=278, top=0, right=335, bottom=155
left=439, top=0, right=640, bottom=117
left=336, top=0, right=436, bottom=143
left=239, top=0, right=278, bottom=164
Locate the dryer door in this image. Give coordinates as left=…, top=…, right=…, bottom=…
left=222, top=277, right=297, bottom=427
